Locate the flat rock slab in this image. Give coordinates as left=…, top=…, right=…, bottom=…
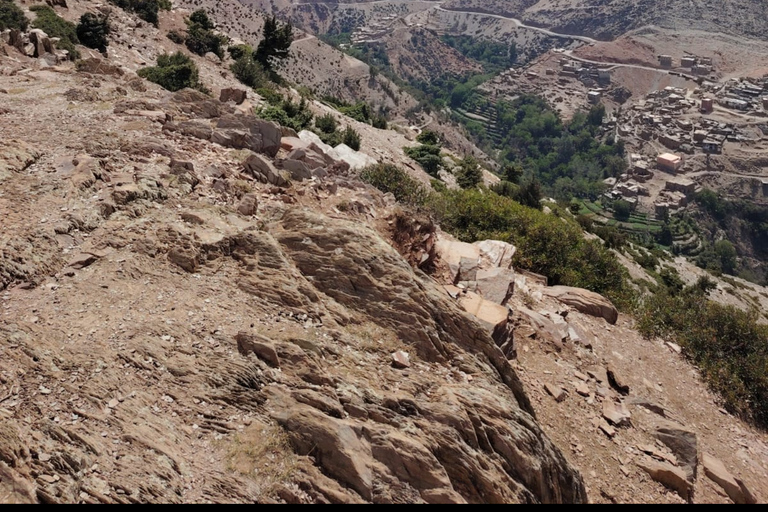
left=542, top=285, right=618, bottom=324
left=702, top=453, right=757, bottom=504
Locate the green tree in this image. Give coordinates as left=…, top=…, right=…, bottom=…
left=455, top=155, right=482, bottom=189
left=587, top=103, right=606, bottom=126
left=76, top=12, right=110, bottom=52
left=515, top=178, right=542, bottom=210
left=188, top=9, right=214, bottom=30
left=0, top=0, right=29, bottom=31
left=185, top=10, right=228, bottom=60
left=502, top=162, right=523, bottom=184
left=254, top=15, right=293, bottom=70
left=714, top=239, right=738, bottom=275
left=613, top=199, right=631, bottom=221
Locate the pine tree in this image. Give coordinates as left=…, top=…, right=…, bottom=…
left=254, top=15, right=293, bottom=70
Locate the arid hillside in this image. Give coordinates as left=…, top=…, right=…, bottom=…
left=1, top=0, right=767, bottom=505
left=442, top=0, right=768, bottom=41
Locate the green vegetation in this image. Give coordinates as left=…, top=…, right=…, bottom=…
left=107, top=0, right=168, bottom=26
left=455, top=155, right=482, bottom=189
left=341, top=125, right=361, bottom=151
left=314, top=113, right=338, bottom=134
left=76, top=12, right=110, bottom=53
left=184, top=9, right=228, bottom=60
left=613, top=199, right=632, bottom=222
left=360, top=163, right=429, bottom=207
left=228, top=43, right=252, bottom=61
left=230, top=49, right=270, bottom=89
left=404, top=143, right=442, bottom=177
left=693, top=188, right=768, bottom=283
left=321, top=96, right=388, bottom=129
left=137, top=52, right=207, bottom=93
left=405, top=131, right=444, bottom=177
left=30, top=5, right=79, bottom=60
left=638, top=277, right=768, bottom=427
left=0, top=0, right=28, bottom=31
left=254, top=14, right=292, bottom=70
left=166, top=29, right=185, bottom=45
left=256, top=96, right=314, bottom=133
left=441, top=35, right=517, bottom=73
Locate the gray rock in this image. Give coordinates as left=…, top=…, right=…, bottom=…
left=219, top=87, right=247, bottom=105
left=282, top=159, right=312, bottom=181
left=237, top=193, right=258, bottom=216
left=653, top=419, right=697, bottom=482
left=243, top=153, right=290, bottom=187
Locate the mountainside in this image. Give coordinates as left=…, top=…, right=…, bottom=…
left=442, top=0, right=768, bottom=41
left=1, top=0, right=768, bottom=505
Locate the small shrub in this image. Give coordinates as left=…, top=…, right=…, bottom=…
left=230, top=55, right=269, bottom=89
left=315, top=113, right=338, bottom=134
left=76, top=12, right=110, bottom=52
left=416, top=129, right=439, bottom=145
left=372, top=114, right=387, bottom=129
left=455, top=155, right=482, bottom=190
left=256, top=97, right=313, bottom=132
left=30, top=5, right=79, bottom=60
left=404, top=144, right=442, bottom=176
left=360, top=163, right=429, bottom=207
left=228, top=44, right=252, bottom=61
left=0, top=0, right=29, bottom=31
left=166, top=30, right=186, bottom=45
left=341, top=126, right=361, bottom=151
left=107, top=0, right=160, bottom=26
left=137, top=51, right=207, bottom=93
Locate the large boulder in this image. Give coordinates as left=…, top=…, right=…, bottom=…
left=475, top=268, right=515, bottom=305
left=28, top=29, right=54, bottom=57
left=435, top=238, right=481, bottom=283
left=327, top=144, right=377, bottom=171
left=541, top=286, right=618, bottom=324
left=473, top=240, right=516, bottom=270
left=281, top=159, right=313, bottom=181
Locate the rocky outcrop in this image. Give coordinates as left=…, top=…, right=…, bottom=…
left=542, top=286, right=618, bottom=324
left=0, top=140, right=41, bottom=182
left=271, top=208, right=586, bottom=503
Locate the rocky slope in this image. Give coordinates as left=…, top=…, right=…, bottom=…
left=0, top=5, right=586, bottom=503
left=1, top=1, right=767, bottom=505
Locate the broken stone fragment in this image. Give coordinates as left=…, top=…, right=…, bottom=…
left=702, top=453, right=757, bottom=504
left=602, top=400, right=631, bottom=427
left=544, top=383, right=567, bottom=402
left=235, top=331, right=280, bottom=367
left=391, top=350, right=410, bottom=369
left=636, top=457, right=692, bottom=502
